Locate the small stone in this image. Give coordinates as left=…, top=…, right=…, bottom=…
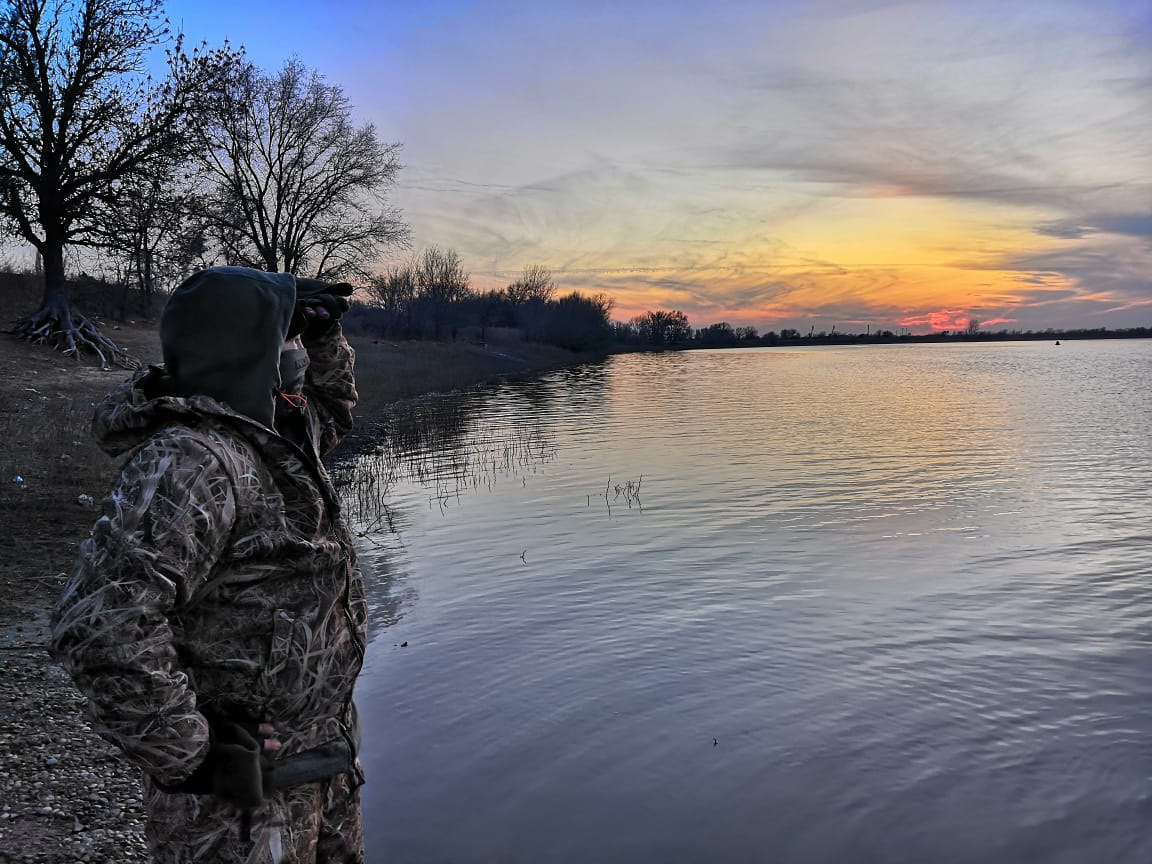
left=37, top=806, right=52, bottom=816
left=45, top=757, right=59, bottom=767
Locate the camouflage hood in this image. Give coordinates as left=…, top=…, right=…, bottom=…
left=101, top=267, right=355, bottom=456
left=160, top=267, right=298, bottom=429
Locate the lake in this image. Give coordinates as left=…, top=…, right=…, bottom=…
left=340, top=340, right=1152, bottom=864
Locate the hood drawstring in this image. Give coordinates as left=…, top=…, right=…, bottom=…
left=276, top=391, right=308, bottom=411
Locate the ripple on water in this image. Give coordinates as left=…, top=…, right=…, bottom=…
left=352, top=340, right=1152, bottom=863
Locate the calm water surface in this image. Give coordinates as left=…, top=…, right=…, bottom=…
left=342, top=341, right=1152, bottom=864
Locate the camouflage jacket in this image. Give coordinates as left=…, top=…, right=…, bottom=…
left=50, top=326, right=366, bottom=787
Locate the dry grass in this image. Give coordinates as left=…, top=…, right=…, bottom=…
left=0, top=394, right=101, bottom=511
left=331, top=392, right=559, bottom=526
left=0, top=393, right=113, bottom=615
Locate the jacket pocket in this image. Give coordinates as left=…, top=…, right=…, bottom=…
left=261, top=611, right=311, bottom=696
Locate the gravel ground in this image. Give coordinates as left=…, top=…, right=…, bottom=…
left=0, top=613, right=148, bottom=864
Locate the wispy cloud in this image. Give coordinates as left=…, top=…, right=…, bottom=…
left=1036, top=212, right=1152, bottom=242
left=171, top=0, right=1152, bottom=330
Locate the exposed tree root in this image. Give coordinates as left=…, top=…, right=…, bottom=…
left=12, top=304, right=139, bottom=371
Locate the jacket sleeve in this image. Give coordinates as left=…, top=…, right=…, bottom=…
left=302, top=321, right=358, bottom=456
left=50, top=436, right=237, bottom=786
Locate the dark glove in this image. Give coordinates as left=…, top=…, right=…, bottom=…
left=156, top=721, right=268, bottom=809
left=302, top=289, right=351, bottom=318
left=291, top=278, right=354, bottom=339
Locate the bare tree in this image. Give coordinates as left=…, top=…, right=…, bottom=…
left=90, top=160, right=206, bottom=316
left=415, top=246, right=469, bottom=338
left=505, top=264, right=555, bottom=306
left=197, top=57, right=408, bottom=281
left=0, top=0, right=240, bottom=367
left=631, top=310, right=692, bottom=346
left=369, top=260, right=417, bottom=337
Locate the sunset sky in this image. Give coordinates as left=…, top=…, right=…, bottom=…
left=165, top=0, right=1151, bottom=333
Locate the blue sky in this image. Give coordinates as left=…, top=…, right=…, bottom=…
left=164, top=0, right=1151, bottom=332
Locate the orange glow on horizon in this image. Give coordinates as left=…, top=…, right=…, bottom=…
left=476, top=195, right=1143, bottom=333
left=572, top=259, right=1059, bottom=333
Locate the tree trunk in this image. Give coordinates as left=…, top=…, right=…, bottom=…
left=13, top=239, right=134, bottom=370
left=40, top=242, right=71, bottom=325
left=142, top=250, right=156, bottom=316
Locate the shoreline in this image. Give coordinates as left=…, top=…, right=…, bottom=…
left=0, top=327, right=606, bottom=863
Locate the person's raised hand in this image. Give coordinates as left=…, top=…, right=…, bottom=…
left=295, top=281, right=353, bottom=337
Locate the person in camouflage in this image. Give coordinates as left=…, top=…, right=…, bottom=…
left=50, top=267, right=368, bottom=863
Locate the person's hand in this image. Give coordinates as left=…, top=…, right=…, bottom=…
left=158, top=719, right=271, bottom=807
left=257, top=722, right=281, bottom=754
left=297, top=287, right=351, bottom=337
left=301, top=304, right=332, bottom=324
left=299, top=292, right=350, bottom=320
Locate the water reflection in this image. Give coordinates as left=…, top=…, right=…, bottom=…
left=347, top=341, right=1152, bottom=863
left=333, top=376, right=588, bottom=641
left=353, top=534, right=410, bottom=643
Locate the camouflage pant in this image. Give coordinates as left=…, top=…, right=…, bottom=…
left=143, top=772, right=364, bottom=863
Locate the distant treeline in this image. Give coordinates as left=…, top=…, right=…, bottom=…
left=14, top=264, right=1146, bottom=358
left=344, top=253, right=617, bottom=353
left=345, top=290, right=617, bottom=353
left=613, top=311, right=1152, bottom=348
left=692, top=325, right=1152, bottom=347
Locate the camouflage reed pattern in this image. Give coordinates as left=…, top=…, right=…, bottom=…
left=51, top=327, right=367, bottom=863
